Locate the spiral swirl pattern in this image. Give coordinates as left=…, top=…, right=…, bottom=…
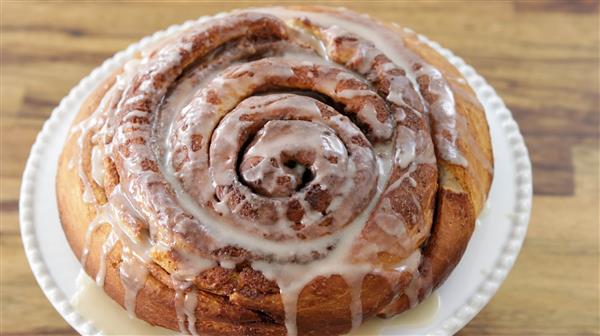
left=61, top=7, right=493, bottom=336
left=98, top=12, right=437, bottom=266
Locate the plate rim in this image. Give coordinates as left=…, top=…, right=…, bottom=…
left=18, top=12, right=533, bottom=336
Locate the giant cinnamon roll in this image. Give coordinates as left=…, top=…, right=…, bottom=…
left=57, top=6, right=493, bottom=336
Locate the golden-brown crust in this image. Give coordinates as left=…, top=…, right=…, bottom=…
left=371, top=16, right=493, bottom=317
left=57, top=71, right=290, bottom=335
left=57, top=71, right=397, bottom=336
left=403, top=32, right=494, bottom=210
left=57, top=6, right=493, bottom=336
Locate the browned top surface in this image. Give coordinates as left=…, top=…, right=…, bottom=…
left=1, top=1, right=598, bottom=335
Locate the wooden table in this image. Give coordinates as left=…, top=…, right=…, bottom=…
left=1, top=1, right=598, bottom=335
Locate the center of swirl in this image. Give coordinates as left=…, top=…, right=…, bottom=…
left=201, top=93, right=378, bottom=240
left=240, top=120, right=346, bottom=198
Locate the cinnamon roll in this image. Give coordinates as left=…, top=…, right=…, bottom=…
left=57, top=6, right=493, bottom=336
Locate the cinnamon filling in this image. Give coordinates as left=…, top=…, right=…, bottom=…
left=65, top=7, right=492, bottom=336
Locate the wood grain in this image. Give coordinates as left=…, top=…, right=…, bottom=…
left=1, top=1, right=598, bottom=335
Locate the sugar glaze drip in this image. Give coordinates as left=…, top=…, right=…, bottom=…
left=66, top=7, right=486, bottom=335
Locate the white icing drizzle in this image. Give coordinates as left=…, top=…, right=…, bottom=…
left=250, top=142, right=393, bottom=336
left=183, top=289, right=199, bottom=336
left=347, top=273, right=366, bottom=331
left=174, top=280, right=200, bottom=336
left=90, top=145, right=105, bottom=186
left=70, top=88, right=112, bottom=203
left=120, top=245, right=149, bottom=318
left=374, top=198, right=407, bottom=237
left=95, top=230, right=118, bottom=286
left=67, top=7, right=488, bottom=335
left=375, top=249, right=424, bottom=318
left=421, top=67, right=468, bottom=166
left=265, top=7, right=478, bottom=168
left=79, top=185, right=152, bottom=319
left=174, top=283, right=189, bottom=333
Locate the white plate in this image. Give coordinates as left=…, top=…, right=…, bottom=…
left=19, top=14, right=532, bottom=336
